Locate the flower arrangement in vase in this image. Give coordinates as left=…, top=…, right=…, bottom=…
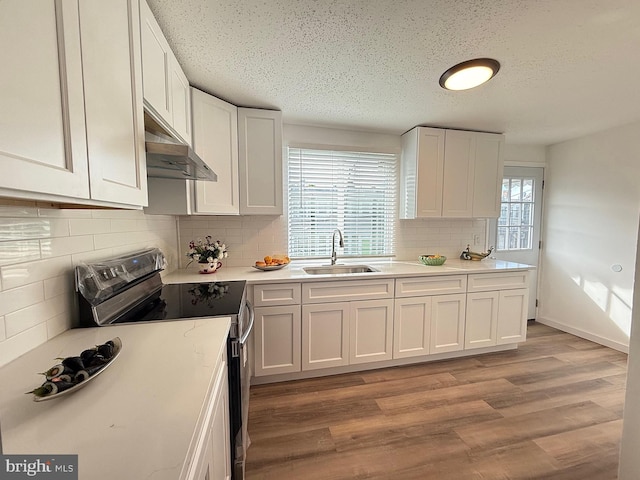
left=186, top=236, right=228, bottom=274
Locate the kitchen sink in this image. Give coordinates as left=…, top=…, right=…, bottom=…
left=303, top=264, right=379, bottom=275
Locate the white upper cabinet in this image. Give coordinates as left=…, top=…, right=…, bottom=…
left=472, top=133, right=504, bottom=217
left=400, top=127, right=445, bottom=218
left=238, top=108, right=283, bottom=215
left=81, top=0, right=147, bottom=206
left=140, top=0, right=191, bottom=145
left=442, top=130, right=476, bottom=217
left=0, top=0, right=146, bottom=207
left=400, top=126, right=504, bottom=218
left=146, top=99, right=284, bottom=216
left=0, top=0, right=89, bottom=199
left=192, top=88, right=239, bottom=215
left=170, top=66, right=192, bottom=145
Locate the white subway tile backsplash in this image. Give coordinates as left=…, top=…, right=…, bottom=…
left=0, top=322, right=48, bottom=368
left=0, top=282, right=45, bottom=317
left=0, top=218, right=58, bottom=240
left=68, top=218, right=111, bottom=236
left=1, top=256, right=73, bottom=290
left=40, top=235, right=95, bottom=258
left=44, top=273, right=74, bottom=300
left=0, top=240, right=41, bottom=266
left=5, top=292, right=72, bottom=338
left=93, top=231, right=145, bottom=250
left=177, top=218, right=210, bottom=229
left=0, top=205, right=180, bottom=366
left=90, top=209, right=146, bottom=219
left=110, top=219, right=140, bottom=232
left=0, top=205, right=38, bottom=217
left=47, top=312, right=73, bottom=339
left=37, top=208, right=92, bottom=218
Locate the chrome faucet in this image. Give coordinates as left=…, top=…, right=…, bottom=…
left=331, top=229, right=344, bottom=265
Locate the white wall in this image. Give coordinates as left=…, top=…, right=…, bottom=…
left=0, top=202, right=179, bottom=367
left=618, top=217, right=640, bottom=478
left=503, top=143, right=546, bottom=166
left=537, top=121, right=640, bottom=351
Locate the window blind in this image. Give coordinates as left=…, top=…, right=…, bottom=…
left=287, top=146, right=397, bottom=258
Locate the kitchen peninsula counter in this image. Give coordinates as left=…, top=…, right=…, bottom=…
left=0, top=318, right=230, bottom=480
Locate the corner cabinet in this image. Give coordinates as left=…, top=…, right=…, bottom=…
left=238, top=108, right=284, bottom=215
left=400, top=126, right=504, bottom=219
left=0, top=0, right=147, bottom=207
left=192, top=89, right=240, bottom=215
left=140, top=0, right=191, bottom=145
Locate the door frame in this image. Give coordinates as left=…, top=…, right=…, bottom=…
left=488, top=166, right=545, bottom=320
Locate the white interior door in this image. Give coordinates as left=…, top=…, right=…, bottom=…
left=488, top=166, right=543, bottom=319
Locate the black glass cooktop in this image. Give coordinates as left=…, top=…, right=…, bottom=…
left=112, top=280, right=246, bottom=324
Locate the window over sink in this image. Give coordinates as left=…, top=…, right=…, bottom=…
left=287, top=146, right=397, bottom=258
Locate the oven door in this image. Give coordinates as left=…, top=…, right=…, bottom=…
left=229, top=300, right=254, bottom=480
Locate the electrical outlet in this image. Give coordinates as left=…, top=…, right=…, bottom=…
left=473, top=234, right=480, bottom=245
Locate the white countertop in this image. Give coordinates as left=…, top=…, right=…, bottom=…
left=164, top=258, right=534, bottom=285
left=0, top=318, right=230, bottom=480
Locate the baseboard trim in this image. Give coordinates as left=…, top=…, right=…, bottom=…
left=536, top=317, right=629, bottom=353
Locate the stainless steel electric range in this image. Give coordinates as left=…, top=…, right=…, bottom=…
left=75, top=248, right=253, bottom=480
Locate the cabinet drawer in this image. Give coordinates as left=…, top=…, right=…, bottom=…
left=395, top=275, right=467, bottom=297
left=467, top=271, right=529, bottom=292
left=302, top=279, right=394, bottom=304
left=253, top=283, right=301, bottom=306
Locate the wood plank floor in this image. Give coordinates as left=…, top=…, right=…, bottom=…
left=245, top=323, right=628, bottom=479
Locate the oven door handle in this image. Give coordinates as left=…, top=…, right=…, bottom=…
left=239, top=300, right=254, bottom=346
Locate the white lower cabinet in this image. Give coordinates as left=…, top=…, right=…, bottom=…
left=253, top=271, right=528, bottom=382
left=302, top=299, right=394, bottom=370
left=394, top=294, right=466, bottom=357
left=187, top=346, right=230, bottom=480
left=465, top=291, right=499, bottom=349
left=349, top=299, right=394, bottom=364
left=302, top=303, right=349, bottom=370
left=394, top=296, right=432, bottom=359
left=466, top=272, right=530, bottom=349
left=465, top=289, right=528, bottom=349
left=254, top=305, right=301, bottom=376
left=430, top=294, right=467, bottom=354
left=497, top=288, right=529, bottom=344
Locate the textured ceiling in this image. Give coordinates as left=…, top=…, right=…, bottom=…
left=147, top=0, right=640, bottom=145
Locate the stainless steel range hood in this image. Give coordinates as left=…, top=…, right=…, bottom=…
left=144, top=110, right=217, bottom=181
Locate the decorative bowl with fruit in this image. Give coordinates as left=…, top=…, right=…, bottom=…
left=419, top=254, right=447, bottom=266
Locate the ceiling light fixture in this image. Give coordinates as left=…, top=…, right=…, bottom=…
left=439, top=58, right=500, bottom=91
